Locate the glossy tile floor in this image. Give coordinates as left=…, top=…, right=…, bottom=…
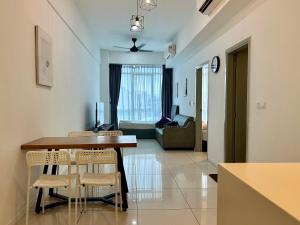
left=18, top=140, right=218, bottom=225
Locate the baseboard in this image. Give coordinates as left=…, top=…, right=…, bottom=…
left=6, top=205, right=25, bottom=225
left=6, top=197, right=35, bottom=225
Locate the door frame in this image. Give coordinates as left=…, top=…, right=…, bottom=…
left=224, top=38, right=251, bottom=162
left=195, top=61, right=210, bottom=152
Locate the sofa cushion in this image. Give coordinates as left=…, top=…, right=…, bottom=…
left=173, top=115, right=194, bottom=127
left=165, top=121, right=179, bottom=127
left=170, top=105, right=179, bottom=120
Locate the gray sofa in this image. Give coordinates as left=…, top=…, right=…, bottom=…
left=155, top=114, right=195, bottom=149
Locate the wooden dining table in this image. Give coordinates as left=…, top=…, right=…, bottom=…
left=21, top=135, right=137, bottom=213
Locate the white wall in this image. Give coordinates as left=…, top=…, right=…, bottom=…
left=100, top=50, right=111, bottom=123
left=173, top=0, right=300, bottom=164
left=175, top=0, right=229, bottom=55
left=100, top=50, right=165, bottom=123
left=0, top=0, right=100, bottom=224
left=108, top=51, right=166, bottom=65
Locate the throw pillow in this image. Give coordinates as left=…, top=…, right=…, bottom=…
left=155, top=117, right=171, bottom=128
left=164, top=121, right=179, bottom=127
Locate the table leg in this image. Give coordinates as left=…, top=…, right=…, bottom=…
left=115, top=147, right=128, bottom=210
left=35, top=149, right=52, bottom=213
left=49, top=149, right=59, bottom=196
left=49, top=164, right=57, bottom=196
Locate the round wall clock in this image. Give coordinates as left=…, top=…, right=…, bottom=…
left=211, top=56, right=220, bottom=73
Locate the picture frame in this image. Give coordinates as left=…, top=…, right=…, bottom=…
left=35, top=26, right=53, bottom=87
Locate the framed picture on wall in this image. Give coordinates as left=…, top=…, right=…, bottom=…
left=184, top=78, right=188, bottom=97
left=35, top=26, right=53, bottom=87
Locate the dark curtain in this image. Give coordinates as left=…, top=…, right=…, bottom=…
left=162, top=65, right=173, bottom=118
left=109, top=64, right=122, bottom=130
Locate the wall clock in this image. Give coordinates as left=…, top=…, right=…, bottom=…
left=211, top=56, right=220, bottom=73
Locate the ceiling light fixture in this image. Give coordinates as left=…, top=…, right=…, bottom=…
left=130, top=0, right=144, bottom=32
left=139, top=0, right=157, bottom=11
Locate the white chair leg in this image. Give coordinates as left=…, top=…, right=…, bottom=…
left=119, top=184, right=123, bottom=212
left=84, top=186, right=87, bottom=212
left=75, top=185, right=78, bottom=224
left=92, top=165, right=95, bottom=197
left=25, top=187, right=30, bottom=225
left=79, top=185, right=82, bottom=212
left=68, top=186, right=71, bottom=225
left=56, top=166, right=59, bottom=194
left=115, top=187, right=118, bottom=225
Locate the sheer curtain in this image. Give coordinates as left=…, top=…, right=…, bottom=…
left=118, top=65, right=163, bottom=122
left=202, top=64, right=209, bottom=123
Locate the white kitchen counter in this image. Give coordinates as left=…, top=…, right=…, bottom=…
left=218, top=163, right=300, bottom=225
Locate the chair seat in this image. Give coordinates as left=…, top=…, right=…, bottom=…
left=80, top=172, right=120, bottom=186
left=33, top=175, right=70, bottom=188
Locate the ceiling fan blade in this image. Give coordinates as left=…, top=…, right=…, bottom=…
left=114, top=46, right=130, bottom=49
left=139, top=49, right=153, bottom=53
left=137, top=43, right=146, bottom=49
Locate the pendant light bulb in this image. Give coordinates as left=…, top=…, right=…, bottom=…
left=140, top=0, right=157, bottom=11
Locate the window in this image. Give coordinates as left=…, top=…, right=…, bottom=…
left=118, top=65, right=162, bottom=122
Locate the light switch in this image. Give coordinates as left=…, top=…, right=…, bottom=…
left=256, top=102, right=267, bottom=110
left=189, top=100, right=195, bottom=107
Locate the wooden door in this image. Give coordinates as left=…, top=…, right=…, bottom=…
left=225, top=45, right=248, bottom=162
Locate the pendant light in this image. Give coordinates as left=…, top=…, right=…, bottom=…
left=139, top=0, right=157, bottom=11
left=130, top=0, right=144, bottom=32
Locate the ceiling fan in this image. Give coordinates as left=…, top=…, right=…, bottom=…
left=114, top=38, right=153, bottom=53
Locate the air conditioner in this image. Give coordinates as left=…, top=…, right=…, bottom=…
left=198, top=0, right=222, bottom=15
left=164, top=44, right=176, bottom=60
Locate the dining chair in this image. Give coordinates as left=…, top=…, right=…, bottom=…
left=98, top=130, right=123, bottom=137
left=75, top=150, right=122, bottom=224
left=67, top=131, right=97, bottom=197
left=98, top=130, right=124, bottom=156
left=25, top=151, right=72, bottom=225
left=68, top=131, right=96, bottom=164
left=68, top=131, right=96, bottom=137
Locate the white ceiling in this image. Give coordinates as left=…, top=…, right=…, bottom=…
left=74, top=0, right=197, bottom=52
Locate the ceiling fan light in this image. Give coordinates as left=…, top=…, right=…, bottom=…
left=130, top=15, right=144, bottom=32
left=139, top=0, right=157, bottom=11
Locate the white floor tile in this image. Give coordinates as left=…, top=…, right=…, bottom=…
left=192, top=209, right=217, bottom=225
left=135, top=174, right=179, bottom=190
left=78, top=210, right=138, bottom=225
left=173, top=172, right=217, bottom=189
left=136, top=189, right=189, bottom=210
left=138, top=209, right=199, bottom=225
left=181, top=188, right=218, bottom=209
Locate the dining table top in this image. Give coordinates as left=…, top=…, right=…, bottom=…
left=21, top=135, right=137, bottom=150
